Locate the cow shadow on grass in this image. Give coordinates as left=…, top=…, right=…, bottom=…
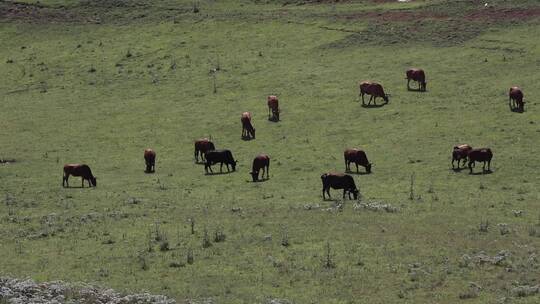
left=205, top=171, right=234, bottom=176
left=250, top=177, right=269, bottom=183
left=451, top=167, right=466, bottom=173
left=345, top=170, right=371, bottom=175
left=469, top=170, right=493, bottom=175
left=241, top=135, right=255, bottom=141
left=407, top=88, right=427, bottom=92
left=509, top=106, right=525, bottom=113
left=361, top=103, right=387, bottom=109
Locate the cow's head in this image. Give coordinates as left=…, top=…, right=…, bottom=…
left=91, top=177, right=97, bottom=187
left=366, top=163, right=372, bottom=174
left=250, top=170, right=259, bottom=182
left=351, top=188, right=359, bottom=200
left=231, top=160, right=238, bottom=171
left=422, top=81, right=427, bottom=91
left=383, top=94, right=390, bottom=103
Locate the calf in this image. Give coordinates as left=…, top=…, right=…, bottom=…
left=468, top=148, right=493, bottom=174
left=63, top=164, right=97, bottom=187
left=267, top=95, right=280, bottom=121
left=509, top=87, right=525, bottom=112
left=241, top=112, right=255, bottom=139
left=194, top=138, right=215, bottom=163
left=250, top=153, right=270, bottom=182
left=205, top=149, right=237, bottom=174
left=321, top=172, right=359, bottom=200
left=451, top=144, right=472, bottom=169
left=359, top=81, right=389, bottom=106
left=406, top=68, right=426, bottom=91
left=144, top=148, right=156, bottom=172
left=344, top=148, right=372, bottom=173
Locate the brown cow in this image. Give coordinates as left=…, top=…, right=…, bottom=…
left=63, top=164, right=97, bottom=187
left=451, top=144, right=472, bottom=169
left=468, top=148, right=493, bottom=174
left=267, top=95, right=280, bottom=121
left=194, top=138, right=215, bottom=163
left=509, top=87, right=525, bottom=112
left=406, top=68, right=426, bottom=91
left=144, top=148, right=156, bottom=172
left=241, top=112, right=255, bottom=139
left=250, top=153, right=270, bottom=182
left=321, top=172, right=359, bottom=200
left=359, top=81, right=389, bottom=106
left=344, top=148, right=372, bottom=173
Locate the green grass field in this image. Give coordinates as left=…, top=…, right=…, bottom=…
left=1, top=0, right=539, bottom=303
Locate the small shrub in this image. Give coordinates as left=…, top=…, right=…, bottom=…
left=159, top=240, right=170, bottom=252
left=214, top=228, right=226, bottom=243
left=202, top=228, right=212, bottom=248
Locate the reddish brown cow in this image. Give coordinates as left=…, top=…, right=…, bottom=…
left=359, top=81, right=389, bottom=105
left=406, top=68, right=426, bottom=91
left=144, top=148, right=156, bottom=172
left=451, top=144, right=472, bottom=169
left=250, top=153, right=270, bottom=182
left=321, top=172, right=359, bottom=200
left=63, top=164, right=97, bottom=187
left=344, top=148, right=372, bottom=173
left=267, top=95, right=280, bottom=121
left=241, top=112, right=256, bottom=139
left=468, top=148, right=493, bottom=174
left=194, top=138, right=215, bottom=163
left=509, top=87, right=525, bottom=112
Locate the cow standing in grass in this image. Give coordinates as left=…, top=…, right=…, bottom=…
left=63, top=164, right=97, bottom=187
left=451, top=144, right=472, bottom=169
left=359, top=81, right=389, bottom=105
left=509, top=87, right=525, bottom=112
left=144, top=148, right=156, bottom=173
left=250, top=153, right=270, bottom=182
left=321, top=172, right=359, bottom=200
left=344, top=148, right=372, bottom=173
left=267, top=95, right=280, bottom=121
left=241, top=112, right=255, bottom=139
left=205, top=149, right=237, bottom=174
left=406, top=68, right=426, bottom=91
left=468, top=148, right=493, bottom=174
left=194, top=138, right=215, bottom=163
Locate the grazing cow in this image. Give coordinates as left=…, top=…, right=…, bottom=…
left=205, top=149, right=237, bottom=174
left=359, top=81, right=389, bottom=105
left=344, top=148, right=372, bottom=173
left=509, top=87, right=525, bottom=112
left=241, top=112, right=256, bottom=139
left=451, top=144, right=472, bottom=169
left=267, top=95, right=280, bottom=121
left=406, top=68, right=426, bottom=91
left=250, top=153, right=270, bottom=182
left=63, top=164, right=97, bottom=187
left=144, top=148, right=156, bottom=172
left=194, top=138, right=215, bottom=163
left=321, top=172, right=359, bottom=200
left=468, top=148, right=493, bottom=174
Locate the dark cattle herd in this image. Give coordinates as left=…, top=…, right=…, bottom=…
left=60, top=70, right=529, bottom=199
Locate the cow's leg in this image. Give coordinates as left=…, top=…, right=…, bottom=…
left=81, top=177, right=85, bottom=188
left=322, top=187, right=327, bottom=200
left=342, top=189, right=347, bottom=199
left=63, top=174, right=69, bottom=187
left=194, top=149, right=198, bottom=162
left=355, top=162, right=359, bottom=173
left=468, top=160, right=474, bottom=174
left=219, top=162, right=223, bottom=172
left=266, top=165, right=269, bottom=179
left=487, top=159, right=491, bottom=171
left=407, top=79, right=410, bottom=90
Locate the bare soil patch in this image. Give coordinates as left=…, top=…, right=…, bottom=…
left=465, top=7, right=540, bottom=21
left=0, top=1, right=88, bottom=23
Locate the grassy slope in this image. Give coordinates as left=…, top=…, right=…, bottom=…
left=1, top=0, right=539, bottom=303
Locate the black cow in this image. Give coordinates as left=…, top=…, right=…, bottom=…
left=205, top=149, right=237, bottom=174
left=321, top=172, right=359, bottom=200
left=468, top=148, right=493, bottom=174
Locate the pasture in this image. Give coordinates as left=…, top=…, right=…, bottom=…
left=1, top=0, right=539, bottom=303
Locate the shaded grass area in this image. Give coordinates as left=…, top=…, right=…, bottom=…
left=1, top=0, right=540, bottom=303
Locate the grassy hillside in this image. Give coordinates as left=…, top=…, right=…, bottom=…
left=1, top=0, right=539, bottom=303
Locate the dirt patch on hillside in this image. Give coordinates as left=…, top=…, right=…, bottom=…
left=0, top=1, right=89, bottom=23
left=465, top=7, right=540, bottom=21
left=338, top=10, right=448, bottom=22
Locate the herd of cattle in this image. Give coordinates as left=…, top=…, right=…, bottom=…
left=61, top=69, right=526, bottom=199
